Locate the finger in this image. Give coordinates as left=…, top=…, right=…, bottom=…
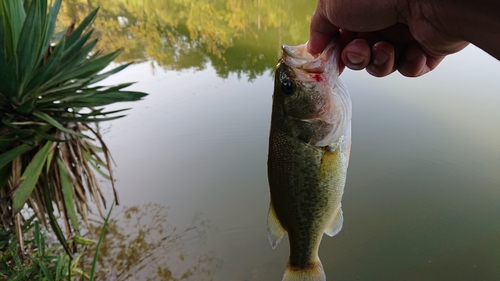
left=341, top=38, right=371, bottom=70
left=398, top=42, right=444, bottom=77
left=337, top=30, right=356, bottom=75
left=366, top=42, right=396, bottom=77
left=425, top=53, right=446, bottom=72
left=308, top=8, right=340, bottom=54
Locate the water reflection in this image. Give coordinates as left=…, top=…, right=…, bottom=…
left=59, top=0, right=315, bottom=79
left=55, top=0, right=500, bottom=280
left=94, top=49, right=500, bottom=280
left=82, top=203, right=220, bottom=280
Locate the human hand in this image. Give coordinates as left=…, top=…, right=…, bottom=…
left=308, top=0, right=470, bottom=77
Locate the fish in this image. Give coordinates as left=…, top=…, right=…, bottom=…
left=267, top=39, right=352, bottom=281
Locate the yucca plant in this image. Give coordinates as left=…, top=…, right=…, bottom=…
left=0, top=0, right=147, bottom=252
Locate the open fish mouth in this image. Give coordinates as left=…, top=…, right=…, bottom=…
left=282, top=40, right=337, bottom=74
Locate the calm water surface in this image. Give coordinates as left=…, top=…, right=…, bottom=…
left=62, top=1, right=500, bottom=280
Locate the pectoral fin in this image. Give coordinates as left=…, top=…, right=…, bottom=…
left=324, top=205, right=343, bottom=237
left=267, top=202, right=286, bottom=249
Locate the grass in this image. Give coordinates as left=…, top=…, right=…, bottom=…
left=0, top=205, right=114, bottom=281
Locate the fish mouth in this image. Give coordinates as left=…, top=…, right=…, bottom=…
left=282, top=39, right=337, bottom=75
left=279, top=38, right=350, bottom=147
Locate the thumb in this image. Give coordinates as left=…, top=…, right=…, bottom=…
left=308, top=9, right=339, bottom=54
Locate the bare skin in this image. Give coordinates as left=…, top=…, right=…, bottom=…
left=308, top=0, right=500, bottom=77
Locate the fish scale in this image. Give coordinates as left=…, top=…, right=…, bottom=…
left=267, top=39, right=351, bottom=281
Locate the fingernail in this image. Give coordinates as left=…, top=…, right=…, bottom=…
left=373, top=52, right=389, bottom=66
left=346, top=52, right=365, bottom=65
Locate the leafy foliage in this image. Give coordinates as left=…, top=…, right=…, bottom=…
left=0, top=210, right=118, bottom=281
left=0, top=0, right=147, bottom=252
left=0, top=215, right=84, bottom=280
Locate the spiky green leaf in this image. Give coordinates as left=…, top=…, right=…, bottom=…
left=16, top=0, right=44, bottom=96
left=1, top=0, right=26, bottom=58
left=39, top=0, right=61, bottom=61
left=84, top=150, right=111, bottom=180
left=73, top=236, right=95, bottom=246
left=0, top=135, right=18, bottom=151
left=53, top=49, right=123, bottom=86
left=30, top=125, right=66, bottom=142
left=89, top=202, right=113, bottom=281
left=24, top=39, right=66, bottom=96
left=65, top=8, right=99, bottom=47
left=41, top=176, right=71, bottom=256
left=0, top=57, right=19, bottom=97
left=21, top=214, right=37, bottom=232
left=2, top=117, right=34, bottom=139
left=0, top=143, right=31, bottom=170
left=14, top=97, right=36, bottom=113
left=54, top=254, right=66, bottom=280
left=53, top=114, right=127, bottom=123
left=37, top=77, right=94, bottom=97
left=34, top=220, right=42, bottom=255
left=8, top=242, right=22, bottom=268
left=31, top=256, right=54, bottom=281
left=80, top=108, right=131, bottom=116
left=87, top=62, right=132, bottom=85
left=0, top=16, right=6, bottom=79
left=6, top=264, right=37, bottom=281
left=57, top=33, right=96, bottom=71
left=32, top=110, right=87, bottom=138
left=12, top=140, right=53, bottom=213
left=57, top=158, right=80, bottom=235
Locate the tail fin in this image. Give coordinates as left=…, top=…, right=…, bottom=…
left=282, top=260, right=326, bottom=281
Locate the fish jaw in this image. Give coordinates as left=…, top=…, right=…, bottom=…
left=282, top=40, right=338, bottom=75
left=273, top=39, right=351, bottom=147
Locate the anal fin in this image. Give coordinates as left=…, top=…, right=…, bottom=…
left=324, top=204, right=343, bottom=237
left=267, top=202, right=286, bottom=249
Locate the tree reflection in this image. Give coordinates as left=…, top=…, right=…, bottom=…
left=81, top=203, right=220, bottom=281
left=58, top=0, right=316, bottom=79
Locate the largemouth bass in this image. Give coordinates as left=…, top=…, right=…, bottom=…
left=267, top=39, right=352, bottom=281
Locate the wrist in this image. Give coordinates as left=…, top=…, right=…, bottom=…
left=415, top=0, right=500, bottom=59
left=457, top=1, right=500, bottom=59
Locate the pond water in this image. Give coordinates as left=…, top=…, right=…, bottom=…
left=60, top=1, right=500, bottom=280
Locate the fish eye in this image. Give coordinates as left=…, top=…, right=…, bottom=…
left=281, top=79, right=295, bottom=95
